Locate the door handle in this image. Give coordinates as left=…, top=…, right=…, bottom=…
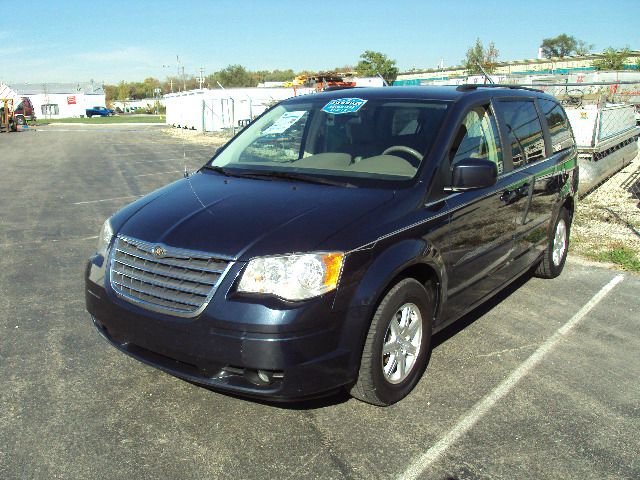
left=500, top=190, right=516, bottom=203
left=514, top=183, right=530, bottom=196
left=501, top=183, right=530, bottom=203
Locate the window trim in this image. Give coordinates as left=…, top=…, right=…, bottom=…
left=493, top=96, right=547, bottom=170
left=445, top=100, right=507, bottom=175
left=536, top=97, right=576, bottom=156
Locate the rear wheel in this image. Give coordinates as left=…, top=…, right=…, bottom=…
left=535, top=208, right=570, bottom=278
left=351, top=278, right=434, bottom=406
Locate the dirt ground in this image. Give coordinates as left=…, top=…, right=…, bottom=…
left=572, top=151, right=640, bottom=267
left=162, top=126, right=232, bottom=148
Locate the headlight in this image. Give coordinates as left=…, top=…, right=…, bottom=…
left=237, top=252, right=345, bottom=301
left=96, top=218, right=114, bottom=257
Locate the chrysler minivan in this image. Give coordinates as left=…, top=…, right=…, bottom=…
left=85, top=86, right=577, bottom=405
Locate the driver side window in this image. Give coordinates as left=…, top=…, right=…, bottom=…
left=449, top=105, right=503, bottom=175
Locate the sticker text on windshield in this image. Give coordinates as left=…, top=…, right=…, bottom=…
left=322, top=98, right=367, bottom=115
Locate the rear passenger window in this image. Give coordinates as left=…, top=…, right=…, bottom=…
left=449, top=104, right=503, bottom=174
left=495, top=100, right=545, bottom=167
left=538, top=99, right=575, bottom=153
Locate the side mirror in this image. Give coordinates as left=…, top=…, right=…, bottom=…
left=449, top=158, right=497, bottom=191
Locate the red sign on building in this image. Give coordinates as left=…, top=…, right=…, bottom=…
left=67, top=96, right=77, bottom=105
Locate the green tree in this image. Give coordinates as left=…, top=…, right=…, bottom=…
left=117, top=81, right=130, bottom=101
left=463, top=38, right=499, bottom=74
left=104, top=84, right=118, bottom=104
left=575, top=39, right=594, bottom=56
left=208, top=65, right=256, bottom=88
left=540, top=34, right=591, bottom=58
left=593, top=47, right=631, bottom=71
left=355, top=51, right=398, bottom=84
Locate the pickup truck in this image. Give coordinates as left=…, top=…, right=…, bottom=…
left=86, top=106, right=114, bottom=117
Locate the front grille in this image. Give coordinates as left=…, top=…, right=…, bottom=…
left=109, top=236, right=232, bottom=316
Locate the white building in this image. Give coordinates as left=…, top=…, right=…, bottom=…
left=164, top=78, right=385, bottom=132
left=9, top=82, right=106, bottom=119
left=164, top=87, right=315, bottom=132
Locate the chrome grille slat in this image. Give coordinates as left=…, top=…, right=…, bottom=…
left=115, top=244, right=227, bottom=273
left=111, top=267, right=212, bottom=296
left=109, top=236, right=232, bottom=316
left=112, top=278, right=203, bottom=307
left=113, top=256, right=218, bottom=285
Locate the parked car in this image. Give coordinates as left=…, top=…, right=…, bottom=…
left=86, top=106, right=114, bottom=117
left=85, top=86, right=578, bottom=406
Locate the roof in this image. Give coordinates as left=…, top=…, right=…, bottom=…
left=284, top=86, right=466, bottom=103
left=282, top=85, right=551, bottom=104
left=8, top=82, right=105, bottom=95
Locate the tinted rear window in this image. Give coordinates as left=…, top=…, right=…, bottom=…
left=495, top=100, right=545, bottom=168
left=538, top=99, right=575, bottom=153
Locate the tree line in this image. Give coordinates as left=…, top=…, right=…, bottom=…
left=465, top=34, right=636, bottom=75
left=104, top=51, right=399, bottom=102
left=105, top=39, right=637, bottom=102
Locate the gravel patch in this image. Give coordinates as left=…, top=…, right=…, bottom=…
left=161, top=127, right=232, bottom=148
left=572, top=149, right=640, bottom=261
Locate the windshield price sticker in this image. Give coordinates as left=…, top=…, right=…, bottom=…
left=322, top=98, right=367, bottom=115
left=262, top=111, right=306, bottom=135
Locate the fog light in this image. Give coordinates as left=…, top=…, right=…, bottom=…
left=257, top=370, right=270, bottom=383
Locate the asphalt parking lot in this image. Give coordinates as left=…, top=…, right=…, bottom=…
left=1, top=124, right=638, bottom=480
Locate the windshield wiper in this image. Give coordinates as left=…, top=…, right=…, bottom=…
left=238, top=170, right=355, bottom=188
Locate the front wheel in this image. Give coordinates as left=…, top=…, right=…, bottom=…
left=535, top=208, right=570, bottom=278
left=350, top=278, right=434, bottom=406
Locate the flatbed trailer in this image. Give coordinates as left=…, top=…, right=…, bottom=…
left=566, top=103, right=639, bottom=195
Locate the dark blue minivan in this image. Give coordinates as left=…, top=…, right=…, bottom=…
left=85, top=86, right=578, bottom=405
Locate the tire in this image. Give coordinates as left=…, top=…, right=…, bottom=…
left=351, top=278, right=434, bottom=406
left=16, top=115, right=25, bottom=126
left=535, top=208, right=570, bottom=279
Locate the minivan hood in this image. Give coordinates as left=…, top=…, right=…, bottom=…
left=118, top=171, right=395, bottom=260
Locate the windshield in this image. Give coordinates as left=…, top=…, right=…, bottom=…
left=208, top=96, right=449, bottom=186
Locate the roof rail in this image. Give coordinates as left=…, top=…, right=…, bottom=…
left=456, top=84, right=543, bottom=93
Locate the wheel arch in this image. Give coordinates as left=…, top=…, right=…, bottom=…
left=341, top=239, right=446, bottom=371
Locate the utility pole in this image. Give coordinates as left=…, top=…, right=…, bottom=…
left=162, top=64, right=173, bottom=92
left=176, top=55, right=182, bottom=91
left=198, top=67, right=205, bottom=89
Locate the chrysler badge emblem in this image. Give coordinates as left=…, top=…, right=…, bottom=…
left=152, top=245, right=166, bottom=257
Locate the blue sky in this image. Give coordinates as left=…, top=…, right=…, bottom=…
left=1, top=0, right=637, bottom=84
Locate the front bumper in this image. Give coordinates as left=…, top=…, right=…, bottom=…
left=85, top=259, right=367, bottom=401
